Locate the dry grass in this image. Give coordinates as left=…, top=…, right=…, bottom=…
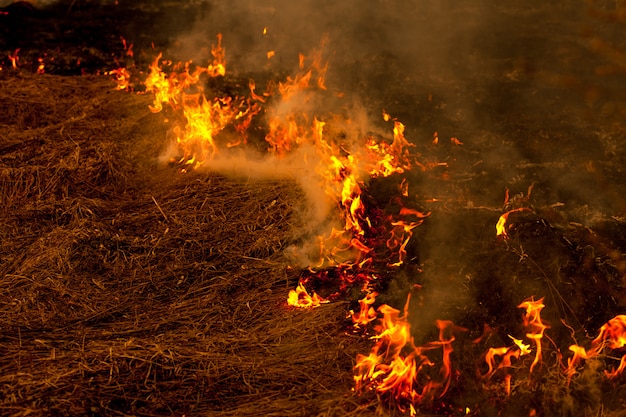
left=1, top=70, right=625, bottom=417
left=0, top=72, right=378, bottom=417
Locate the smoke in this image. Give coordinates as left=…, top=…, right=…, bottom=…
left=151, top=0, right=500, bottom=296
left=153, top=1, right=626, bottom=321
left=156, top=93, right=386, bottom=267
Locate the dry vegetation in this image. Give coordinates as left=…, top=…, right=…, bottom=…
left=0, top=72, right=378, bottom=417
left=2, top=1, right=626, bottom=416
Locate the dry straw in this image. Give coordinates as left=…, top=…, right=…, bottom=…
left=0, top=73, right=375, bottom=417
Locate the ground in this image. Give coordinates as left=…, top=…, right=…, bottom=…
left=1, top=1, right=626, bottom=416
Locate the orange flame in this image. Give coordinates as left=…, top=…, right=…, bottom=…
left=8, top=48, right=19, bottom=69
left=518, top=297, right=549, bottom=375
left=141, top=36, right=429, bottom=307
left=287, top=281, right=327, bottom=308
left=386, top=208, right=429, bottom=267
left=566, top=315, right=626, bottom=379
left=482, top=335, right=530, bottom=395
left=36, top=57, right=45, bottom=74
left=108, top=67, right=131, bottom=90
left=483, top=347, right=519, bottom=395
left=354, top=295, right=464, bottom=413
left=592, top=314, right=626, bottom=351
left=144, top=35, right=259, bottom=167
left=496, top=208, right=532, bottom=238
left=351, top=292, right=378, bottom=327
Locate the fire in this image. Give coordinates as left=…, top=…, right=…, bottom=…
left=145, top=35, right=259, bottom=167
left=495, top=207, right=532, bottom=238
left=208, top=33, right=226, bottom=77
left=108, top=67, right=131, bottom=90
left=103, top=30, right=626, bottom=416
left=36, top=57, right=44, bottom=74
left=143, top=35, right=425, bottom=276
left=8, top=48, right=19, bottom=69
left=350, top=291, right=378, bottom=327
left=592, top=314, right=626, bottom=351
left=566, top=315, right=626, bottom=379
left=482, top=335, right=530, bottom=395
left=518, top=297, right=549, bottom=375
left=287, top=281, right=327, bottom=308
left=354, top=295, right=464, bottom=414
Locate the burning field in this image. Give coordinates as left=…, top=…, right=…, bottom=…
left=2, top=0, right=626, bottom=416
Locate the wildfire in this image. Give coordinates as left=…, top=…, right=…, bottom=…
left=105, top=30, right=626, bottom=416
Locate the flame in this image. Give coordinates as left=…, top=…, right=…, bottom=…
left=495, top=207, right=532, bottom=238
left=287, top=281, right=327, bottom=308
left=36, top=57, right=44, bottom=74
left=141, top=36, right=428, bottom=310
left=482, top=335, right=530, bottom=395
left=8, top=48, right=19, bottom=69
left=350, top=291, right=378, bottom=327
left=592, top=314, right=626, bottom=351
left=483, top=347, right=519, bottom=395
left=208, top=33, right=226, bottom=77
left=567, top=315, right=626, bottom=379
left=518, top=297, right=549, bottom=375
left=144, top=36, right=259, bottom=166
left=386, top=208, right=429, bottom=267
left=481, top=298, right=548, bottom=395
left=108, top=67, right=131, bottom=90
left=120, top=36, right=134, bottom=57
left=354, top=295, right=464, bottom=413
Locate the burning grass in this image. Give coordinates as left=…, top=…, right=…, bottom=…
left=3, top=3, right=626, bottom=414
left=2, top=69, right=626, bottom=417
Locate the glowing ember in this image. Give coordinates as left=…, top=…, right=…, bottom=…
left=36, top=57, right=44, bottom=74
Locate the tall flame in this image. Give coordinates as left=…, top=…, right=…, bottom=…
left=518, top=297, right=549, bottom=375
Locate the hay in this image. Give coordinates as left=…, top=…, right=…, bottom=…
left=0, top=73, right=377, bottom=417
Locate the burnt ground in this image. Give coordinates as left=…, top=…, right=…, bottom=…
left=1, top=0, right=626, bottom=416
